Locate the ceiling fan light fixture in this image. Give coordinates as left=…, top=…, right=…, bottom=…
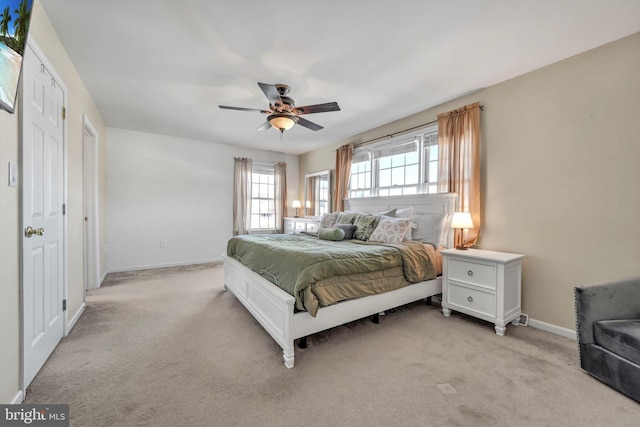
left=269, top=114, right=296, bottom=132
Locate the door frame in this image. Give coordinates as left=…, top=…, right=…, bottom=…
left=19, top=37, right=69, bottom=392
left=83, top=115, right=100, bottom=293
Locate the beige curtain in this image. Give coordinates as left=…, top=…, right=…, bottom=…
left=437, top=102, right=481, bottom=247
left=334, top=143, right=353, bottom=212
left=233, top=157, right=252, bottom=235
left=274, top=162, right=287, bottom=233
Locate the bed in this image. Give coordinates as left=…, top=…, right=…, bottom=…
left=223, top=193, right=457, bottom=367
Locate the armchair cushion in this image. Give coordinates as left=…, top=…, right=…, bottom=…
left=594, top=320, right=640, bottom=366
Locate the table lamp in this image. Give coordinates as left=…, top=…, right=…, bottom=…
left=451, top=212, right=474, bottom=250
left=292, top=200, right=302, bottom=218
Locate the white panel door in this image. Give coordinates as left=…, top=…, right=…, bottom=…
left=22, top=44, right=65, bottom=389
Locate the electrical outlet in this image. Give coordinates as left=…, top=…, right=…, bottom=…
left=160, top=240, right=166, bottom=248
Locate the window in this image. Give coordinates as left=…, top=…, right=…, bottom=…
left=375, top=137, right=419, bottom=196
left=422, top=131, right=439, bottom=194
left=348, top=125, right=439, bottom=198
left=348, top=152, right=371, bottom=198
left=316, top=174, right=330, bottom=215
left=250, top=163, right=275, bottom=230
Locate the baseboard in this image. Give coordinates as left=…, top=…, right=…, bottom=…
left=11, top=390, right=23, bottom=404
left=107, top=258, right=223, bottom=274
left=528, top=317, right=577, bottom=341
left=65, top=303, right=85, bottom=336
left=99, top=271, right=108, bottom=286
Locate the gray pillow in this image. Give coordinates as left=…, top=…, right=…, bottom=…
left=411, top=213, right=447, bottom=246
left=373, top=208, right=397, bottom=217
left=334, top=223, right=357, bottom=240
left=318, top=227, right=345, bottom=241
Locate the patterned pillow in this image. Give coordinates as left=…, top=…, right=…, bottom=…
left=369, top=217, right=413, bottom=244
left=320, top=212, right=340, bottom=228
left=353, top=213, right=381, bottom=241
left=334, top=223, right=357, bottom=240
left=335, top=212, right=358, bottom=225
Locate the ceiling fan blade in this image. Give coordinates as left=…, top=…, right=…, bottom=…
left=257, top=121, right=272, bottom=131
left=219, top=105, right=270, bottom=113
left=258, top=82, right=283, bottom=107
left=296, top=117, right=324, bottom=131
left=294, top=102, right=340, bottom=115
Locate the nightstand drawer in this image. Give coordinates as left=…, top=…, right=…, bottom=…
left=295, top=222, right=306, bottom=232
left=448, top=259, right=497, bottom=290
left=306, top=222, right=320, bottom=234
left=284, top=220, right=295, bottom=233
left=448, top=284, right=496, bottom=318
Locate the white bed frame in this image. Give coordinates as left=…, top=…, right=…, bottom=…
left=223, top=193, right=457, bottom=368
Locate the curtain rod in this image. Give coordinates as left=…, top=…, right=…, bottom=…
left=353, top=104, right=484, bottom=149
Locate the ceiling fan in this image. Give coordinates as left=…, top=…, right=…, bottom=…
left=219, top=82, right=340, bottom=133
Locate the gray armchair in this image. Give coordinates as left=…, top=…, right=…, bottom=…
left=574, top=277, right=640, bottom=403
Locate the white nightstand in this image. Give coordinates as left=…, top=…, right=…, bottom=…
left=441, top=248, right=524, bottom=336
left=283, top=217, right=321, bottom=234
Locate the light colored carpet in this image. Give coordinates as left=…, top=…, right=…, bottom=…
left=25, top=264, right=639, bottom=426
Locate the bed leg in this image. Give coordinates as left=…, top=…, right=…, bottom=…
left=371, top=313, right=380, bottom=324
left=283, top=346, right=295, bottom=368
left=297, top=337, right=307, bottom=349
left=425, top=296, right=432, bottom=305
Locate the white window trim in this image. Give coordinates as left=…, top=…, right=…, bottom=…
left=250, top=162, right=276, bottom=232
left=350, top=124, right=438, bottom=197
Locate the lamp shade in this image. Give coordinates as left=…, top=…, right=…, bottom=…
left=451, top=212, right=474, bottom=229
left=269, top=115, right=296, bottom=131
left=292, top=200, right=302, bottom=208
left=305, top=201, right=311, bottom=208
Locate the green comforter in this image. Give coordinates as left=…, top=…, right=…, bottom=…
left=226, top=234, right=436, bottom=316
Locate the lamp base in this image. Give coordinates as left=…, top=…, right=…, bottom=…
left=294, top=216, right=299, bottom=218
left=455, top=245, right=469, bottom=250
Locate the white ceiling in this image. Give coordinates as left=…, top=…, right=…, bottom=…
left=39, top=0, right=640, bottom=155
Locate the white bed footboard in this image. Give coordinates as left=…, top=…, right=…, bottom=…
left=224, top=255, right=442, bottom=368
left=224, top=255, right=296, bottom=367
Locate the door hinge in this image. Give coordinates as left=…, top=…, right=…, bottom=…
left=62, top=203, right=66, bottom=215
left=62, top=107, right=66, bottom=120
left=63, top=299, right=67, bottom=311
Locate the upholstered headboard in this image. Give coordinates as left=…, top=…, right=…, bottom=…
left=343, top=193, right=458, bottom=248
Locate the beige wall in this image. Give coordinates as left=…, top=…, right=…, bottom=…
left=0, top=1, right=108, bottom=403
left=0, top=88, right=21, bottom=404
left=299, top=32, right=640, bottom=332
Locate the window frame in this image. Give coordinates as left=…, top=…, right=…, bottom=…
left=250, top=163, right=276, bottom=231
left=348, top=124, right=439, bottom=198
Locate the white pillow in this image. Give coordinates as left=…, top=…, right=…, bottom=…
left=368, top=216, right=413, bottom=244
left=411, top=213, right=447, bottom=246
left=395, top=207, right=414, bottom=241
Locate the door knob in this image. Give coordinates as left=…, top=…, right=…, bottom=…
left=25, top=226, right=45, bottom=238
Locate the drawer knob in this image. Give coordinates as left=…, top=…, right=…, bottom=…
left=467, top=296, right=473, bottom=302
left=467, top=270, right=474, bottom=276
